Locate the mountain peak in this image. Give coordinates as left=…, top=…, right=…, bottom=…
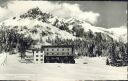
left=0, top=7, right=127, bottom=43
left=19, top=7, right=53, bottom=22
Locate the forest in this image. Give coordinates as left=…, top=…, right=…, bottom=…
left=0, top=10, right=127, bottom=66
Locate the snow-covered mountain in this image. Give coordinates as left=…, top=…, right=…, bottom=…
left=0, top=7, right=127, bottom=44
left=107, top=27, right=127, bottom=43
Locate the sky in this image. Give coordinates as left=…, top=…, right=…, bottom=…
left=0, top=0, right=127, bottom=28
left=57, top=1, right=127, bottom=28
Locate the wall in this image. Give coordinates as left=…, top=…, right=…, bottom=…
left=44, top=47, right=73, bottom=56
left=34, top=51, right=44, bottom=64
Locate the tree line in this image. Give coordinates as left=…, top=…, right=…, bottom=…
left=46, top=35, right=128, bottom=66
left=0, top=25, right=127, bottom=66
left=0, top=25, right=34, bottom=59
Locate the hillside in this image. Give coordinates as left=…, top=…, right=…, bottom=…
left=0, top=7, right=127, bottom=63
left=0, top=7, right=127, bottom=44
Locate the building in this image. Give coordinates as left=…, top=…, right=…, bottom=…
left=24, top=50, right=34, bottom=63
left=42, top=45, right=75, bottom=63
left=33, top=49, right=44, bottom=64
left=25, top=49, right=44, bottom=64
left=24, top=45, right=75, bottom=64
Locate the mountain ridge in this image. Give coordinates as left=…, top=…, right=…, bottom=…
left=0, top=7, right=127, bottom=44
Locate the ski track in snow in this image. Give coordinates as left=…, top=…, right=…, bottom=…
left=0, top=54, right=127, bottom=80
left=0, top=53, right=7, bottom=66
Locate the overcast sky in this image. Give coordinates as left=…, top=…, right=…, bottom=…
left=59, top=1, right=127, bottom=28
left=0, top=1, right=127, bottom=28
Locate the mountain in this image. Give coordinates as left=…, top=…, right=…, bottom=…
left=0, top=7, right=127, bottom=47
left=107, top=27, right=127, bottom=43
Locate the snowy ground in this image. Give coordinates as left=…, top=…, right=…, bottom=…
left=0, top=54, right=127, bottom=81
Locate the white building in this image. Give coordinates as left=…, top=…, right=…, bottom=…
left=25, top=49, right=44, bottom=64
left=33, top=49, right=44, bottom=64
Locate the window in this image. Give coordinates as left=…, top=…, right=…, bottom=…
left=36, top=59, right=38, bottom=61
left=36, top=55, right=38, bottom=57
left=57, top=49, right=59, bottom=51
left=62, top=49, right=64, bottom=51
left=36, top=50, right=38, bottom=53
left=67, top=49, right=69, bottom=51
left=47, top=49, right=49, bottom=51
left=41, top=50, right=43, bottom=53
left=41, top=55, right=43, bottom=57
left=52, top=49, right=54, bottom=51
left=41, top=59, right=43, bottom=61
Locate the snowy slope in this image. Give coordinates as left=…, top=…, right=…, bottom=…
left=0, top=16, right=76, bottom=42
left=0, top=54, right=127, bottom=80
left=79, top=22, right=127, bottom=43
left=107, top=27, right=127, bottom=43
left=0, top=52, right=7, bottom=66
left=57, top=16, right=127, bottom=43
left=0, top=7, right=127, bottom=43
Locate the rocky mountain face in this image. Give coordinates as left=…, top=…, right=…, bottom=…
left=0, top=7, right=127, bottom=46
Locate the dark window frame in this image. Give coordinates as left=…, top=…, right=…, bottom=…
left=36, top=50, right=38, bottom=53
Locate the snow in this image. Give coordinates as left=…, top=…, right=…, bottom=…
left=0, top=52, right=7, bottom=66
left=80, top=22, right=127, bottom=43
left=107, top=27, right=127, bottom=43
left=48, top=16, right=58, bottom=25
left=0, top=17, right=76, bottom=41
left=82, top=23, right=104, bottom=33
left=0, top=7, right=127, bottom=81
left=108, top=27, right=127, bottom=36
left=0, top=12, right=127, bottom=43
left=0, top=54, right=127, bottom=80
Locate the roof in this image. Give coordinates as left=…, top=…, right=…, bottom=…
left=41, top=45, right=74, bottom=48
left=27, top=45, right=74, bottom=51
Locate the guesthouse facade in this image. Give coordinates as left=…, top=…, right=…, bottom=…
left=42, top=45, right=75, bottom=63
left=24, top=45, right=75, bottom=64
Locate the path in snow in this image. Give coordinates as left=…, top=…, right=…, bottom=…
left=0, top=54, right=127, bottom=80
